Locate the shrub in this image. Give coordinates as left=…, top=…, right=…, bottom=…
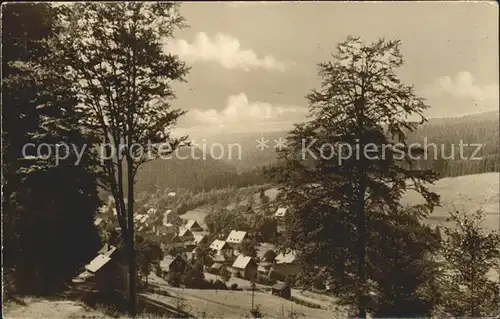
left=230, top=283, right=239, bottom=290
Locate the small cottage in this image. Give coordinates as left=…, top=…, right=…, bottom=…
left=271, top=282, right=291, bottom=299
left=270, top=251, right=300, bottom=279
left=210, top=239, right=233, bottom=259
left=160, top=254, right=190, bottom=275
left=231, top=255, right=257, bottom=280
left=184, top=219, right=204, bottom=232
left=226, top=230, right=247, bottom=248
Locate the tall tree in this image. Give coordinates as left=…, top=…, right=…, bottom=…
left=51, top=3, right=189, bottom=315
left=2, top=3, right=101, bottom=295
left=273, top=37, right=440, bottom=317
left=441, top=210, right=500, bottom=317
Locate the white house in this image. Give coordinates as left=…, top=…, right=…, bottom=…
left=210, top=239, right=233, bottom=259
left=226, top=230, right=247, bottom=247
left=231, top=255, right=257, bottom=280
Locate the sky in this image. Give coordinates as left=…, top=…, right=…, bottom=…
left=166, top=1, right=499, bottom=137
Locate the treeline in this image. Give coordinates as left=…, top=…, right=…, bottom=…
left=133, top=147, right=267, bottom=194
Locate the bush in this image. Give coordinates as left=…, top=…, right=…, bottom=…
left=289, top=296, right=322, bottom=309
left=249, top=305, right=263, bottom=318
left=230, top=283, right=239, bottom=290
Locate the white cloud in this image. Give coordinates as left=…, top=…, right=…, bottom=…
left=164, top=32, right=287, bottom=72
left=185, top=93, right=307, bottom=128
left=431, top=71, right=498, bottom=101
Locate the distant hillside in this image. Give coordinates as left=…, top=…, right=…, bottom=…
left=134, top=146, right=266, bottom=193
left=199, top=110, right=500, bottom=175
left=129, top=110, right=498, bottom=194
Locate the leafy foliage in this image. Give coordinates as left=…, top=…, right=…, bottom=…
left=50, top=3, right=189, bottom=314
left=440, top=210, right=500, bottom=317
left=2, top=3, right=101, bottom=295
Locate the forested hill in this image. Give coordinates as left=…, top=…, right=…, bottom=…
left=408, top=110, right=499, bottom=177
left=219, top=110, right=500, bottom=175
left=132, top=110, right=498, bottom=192
left=133, top=146, right=266, bottom=193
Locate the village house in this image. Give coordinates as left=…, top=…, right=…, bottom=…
left=269, top=251, right=301, bottom=280
left=209, top=240, right=233, bottom=264
left=208, top=262, right=224, bottom=274
left=192, top=232, right=207, bottom=245
left=209, top=239, right=233, bottom=260
left=159, top=254, right=190, bottom=276
left=177, top=226, right=195, bottom=242
left=226, top=230, right=247, bottom=249
left=167, top=192, right=176, bottom=197
left=75, top=244, right=126, bottom=292
left=271, top=282, right=291, bottom=299
left=231, top=255, right=258, bottom=280
left=184, top=219, right=204, bottom=232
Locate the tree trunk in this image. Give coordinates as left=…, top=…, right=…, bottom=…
left=355, top=95, right=367, bottom=318
left=127, top=158, right=137, bottom=317
left=356, top=175, right=367, bottom=318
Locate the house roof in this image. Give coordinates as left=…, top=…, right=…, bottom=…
left=94, top=218, right=103, bottom=226
left=167, top=192, right=176, bottom=197
left=185, top=219, right=201, bottom=230
left=98, top=244, right=117, bottom=257
left=232, top=255, right=254, bottom=270
left=213, top=254, right=226, bottom=262
left=275, top=207, right=287, bottom=217
left=211, top=263, right=223, bottom=269
left=210, top=239, right=229, bottom=251
left=226, top=230, right=247, bottom=244
left=178, top=227, right=192, bottom=238
left=140, top=215, right=149, bottom=223
left=85, top=254, right=111, bottom=273
left=160, top=255, right=186, bottom=270
left=76, top=270, right=95, bottom=280
left=192, top=232, right=206, bottom=244
left=275, top=251, right=297, bottom=264
left=165, top=209, right=173, bottom=215
left=134, top=214, right=144, bottom=221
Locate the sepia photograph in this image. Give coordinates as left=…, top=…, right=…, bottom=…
left=2, top=1, right=499, bottom=318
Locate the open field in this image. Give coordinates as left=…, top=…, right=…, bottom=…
left=402, top=172, right=500, bottom=231
left=3, top=297, right=114, bottom=319
left=144, top=288, right=338, bottom=319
